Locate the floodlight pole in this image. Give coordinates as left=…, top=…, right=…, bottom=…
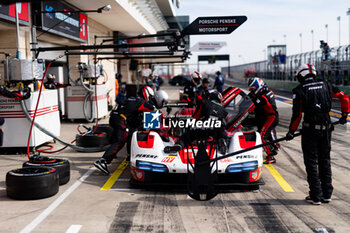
left=347, top=8, right=350, bottom=45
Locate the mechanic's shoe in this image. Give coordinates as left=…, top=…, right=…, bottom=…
left=321, top=197, right=332, bottom=203
left=218, top=138, right=227, bottom=155
left=164, top=144, right=182, bottom=153
left=305, top=196, right=321, bottom=205
left=264, top=156, right=276, bottom=164
left=270, top=148, right=280, bottom=156
left=94, top=159, right=110, bottom=175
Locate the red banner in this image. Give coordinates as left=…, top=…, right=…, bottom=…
left=8, top=3, right=29, bottom=22
left=79, top=14, right=88, bottom=41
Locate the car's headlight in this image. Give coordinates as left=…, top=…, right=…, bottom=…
left=136, top=160, right=168, bottom=173
left=226, top=161, right=258, bottom=173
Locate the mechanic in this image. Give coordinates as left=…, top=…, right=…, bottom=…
left=213, top=71, right=225, bottom=93
left=116, top=82, right=127, bottom=105
left=286, top=64, right=349, bottom=205
left=197, top=77, right=210, bottom=100
left=164, top=90, right=228, bottom=155
left=0, top=86, right=31, bottom=146
left=181, top=71, right=202, bottom=105
left=94, top=87, right=168, bottom=175
left=248, top=77, right=280, bottom=164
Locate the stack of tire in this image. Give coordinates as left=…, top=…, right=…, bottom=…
left=6, top=156, right=70, bottom=200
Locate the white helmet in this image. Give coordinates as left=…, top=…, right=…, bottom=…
left=191, top=71, right=202, bottom=85
left=296, top=64, right=316, bottom=83
left=154, top=90, right=169, bottom=108
left=248, top=77, right=264, bottom=95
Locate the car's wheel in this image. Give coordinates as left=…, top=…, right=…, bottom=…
left=6, top=167, right=59, bottom=200
left=75, top=133, right=109, bottom=148
left=23, top=157, right=70, bottom=185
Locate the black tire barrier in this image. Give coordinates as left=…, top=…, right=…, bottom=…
left=93, top=124, right=113, bottom=142
left=23, top=157, right=70, bottom=185
left=6, top=167, right=59, bottom=200
left=75, top=133, right=109, bottom=148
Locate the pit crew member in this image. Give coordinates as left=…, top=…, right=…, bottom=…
left=286, top=64, right=349, bottom=205
left=181, top=71, right=202, bottom=105
left=164, top=90, right=228, bottom=155
left=248, top=77, right=280, bottom=164
left=94, top=86, right=158, bottom=175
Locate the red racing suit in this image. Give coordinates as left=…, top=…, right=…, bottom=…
left=249, top=87, right=280, bottom=156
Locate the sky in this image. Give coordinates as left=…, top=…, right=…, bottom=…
left=175, top=0, right=350, bottom=73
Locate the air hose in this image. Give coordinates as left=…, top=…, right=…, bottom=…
left=67, top=65, right=79, bottom=85
left=83, top=91, right=94, bottom=122
left=26, top=62, right=52, bottom=158
left=21, top=100, right=109, bottom=152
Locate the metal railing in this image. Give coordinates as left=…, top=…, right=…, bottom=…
left=223, top=44, right=350, bottom=86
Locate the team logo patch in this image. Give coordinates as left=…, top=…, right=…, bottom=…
left=143, top=111, right=161, bottom=129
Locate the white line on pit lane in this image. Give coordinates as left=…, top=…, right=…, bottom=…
left=20, top=168, right=95, bottom=233
left=65, top=225, right=82, bottom=233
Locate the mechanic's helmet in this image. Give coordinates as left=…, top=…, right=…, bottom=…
left=248, top=77, right=264, bottom=95
left=138, top=86, right=154, bottom=102
left=295, top=64, right=316, bottom=83
left=191, top=71, right=202, bottom=85
left=209, top=90, right=223, bottom=103
left=154, top=90, right=169, bottom=109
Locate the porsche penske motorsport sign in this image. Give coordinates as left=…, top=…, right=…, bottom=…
left=182, top=16, right=247, bottom=35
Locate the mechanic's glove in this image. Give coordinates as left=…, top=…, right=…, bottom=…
left=285, top=131, right=294, bottom=141
left=339, top=113, right=348, bottom=125
left=21, top=88, right=31, bottom=100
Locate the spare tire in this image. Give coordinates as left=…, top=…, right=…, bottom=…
left=6, top=167, right=59, bottom=200
left=75, top=133, right=109, bottom=148
left=23, top=157, right=70, bottom=185
left=93, top=124, right=113, bottom=141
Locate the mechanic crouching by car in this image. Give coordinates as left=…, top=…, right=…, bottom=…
left=285, top=64, right=349, bottom=205
left=248, top=77, right=280, bottom=164
left=164, top=90, right=228, bottom=155
left=94, top=86, right=160, bottom=175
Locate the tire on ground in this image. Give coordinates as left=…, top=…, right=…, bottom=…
left=75, top=133, right=109, bottom=148
left=23, top=157, right=70, bottom=185
left=93, top=124, right=113, bottom=142
left=6, top=167, right=59, bottom=200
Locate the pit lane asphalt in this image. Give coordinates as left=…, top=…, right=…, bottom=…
left=0, top=82, right=349, bottom=233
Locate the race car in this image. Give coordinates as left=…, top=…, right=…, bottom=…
left=130, top=87, right=263, bottom=187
